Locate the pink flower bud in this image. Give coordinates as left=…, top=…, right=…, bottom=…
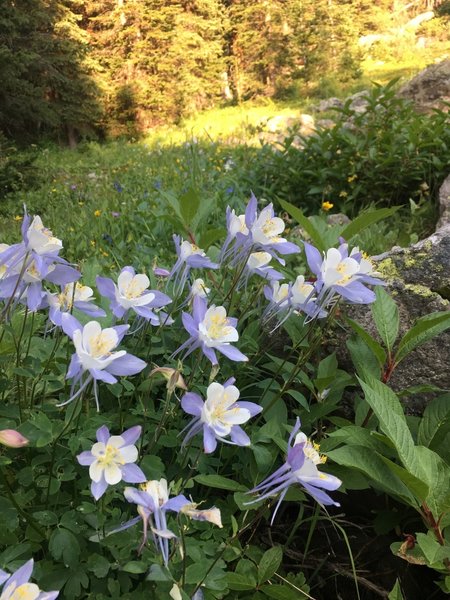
left=0, top=429, right=29, bottom=448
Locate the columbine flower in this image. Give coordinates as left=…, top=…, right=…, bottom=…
left=190, top=278, right=210, bottom=299
left=244, top=252, right=284, bottom=286
left=0, top=211, right=80, bottom=312
left=77, top=425, right=146, bottom=500
left=96, top=266, right=171, bottom=322
left=60, top=316, right=146, bottom=410
left=0, top=429, right=29, bottom=448
left=263, top=281, right=290, bottom=316
left=247, top=418, right=342, bottom=523
left=169, top=236, right=218, bottom=294
left=0, top=559, right=59, bottom=599
left=149, top=367, right=187, bottom=392
left=290, top=275, right=325, bottom=318
left=180, top=379, right=262, bottom=453
left=173, top=296, right=247, bottom=365
left=47, top=282, right=105, bottom=327
left=118, top=479, right=222, bottom=564
left=304, top=242, right=383, bottom=306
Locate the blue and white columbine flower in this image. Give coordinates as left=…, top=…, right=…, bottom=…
left=181, top=379, right=262, bottom=453
left=174, top=295, right=248, bottom=365
left=247, top=418, right=342, bottom=523
left=47, top=282, right=105, bottom=327
left=96, top=266, right=171, bottom=323
left=304, top=241, right=383, bottom=307
left=0, top=558, right=59, bottom=600
left=118, top=479, right=222, bottom=563
left=77, top=425, right=146, bottom=500
left=61, top=316, right=146, bottom=410
left=169, top=236, right=218, bottom=294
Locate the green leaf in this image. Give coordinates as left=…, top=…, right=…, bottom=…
left=416, top=533, right=450, bottom=566
left=261, top=584, right=309, bottom=599
left=347, top=337, right=381, bottom=379
left=0, top=497, right=18, bottom=531
left=358, top=376, right=416, bottom=472
left=179, top=187, right=200, bottom=228
left=345, top=317, right=387, bottom=366
left=378, top=455, right=428, bottom=503
left=258, top=546, right=283, bottom=583
left=388, top=579, right=404, bottom=600
left=226, top=572, right=257, bottom=591
left=326, top=446, right=417, bottom=505
left=414, top=445, right=450, bottom=518
left=340, top=206, right=400, bottom=241
left=199, top=227, right=226, bottom=249
left=87, top=553, right=110, bottom=578
left=418, top=394, right=450, bottom=449
left=395, top=312, right=450, bottom=365
left=122, top=561, right=148, bottom=574
left=371, top=287, right=399, bottom=355
left=194, top=474, right=247, bottom=492
left=146, top=564, right=172, bottom=582
left=49, top=528, right=80, bottom=568
left=278, top=199, right=325, bottom=251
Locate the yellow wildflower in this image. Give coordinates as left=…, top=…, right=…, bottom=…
left=347, top=174, right=357, bottom=183
left=90, top=240, right=96, bottom=247
left=94, top=210, right=101, bottom=217
left=14, top=215, right=23, bottom=222
left=339, top=191, right=348, bottom=198
left=322, top=201, right=334, bottom=212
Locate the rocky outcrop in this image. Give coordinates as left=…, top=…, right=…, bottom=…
left=397, top=59, right=450, bottom=112
left=342, top=174, right=450, bottom=413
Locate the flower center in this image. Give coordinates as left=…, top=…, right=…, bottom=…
left=304, top=440, right=327, bottom=465
left=96, top=444, right=124, bottom=467
left=207, top=315, right=231, bottom=340
left=124, top=277, right=146, bottom=299
left=261, top=218, right=277, bottom=237
left=5, top=582, right=40, bottom=600
left=88, top=333, right=116, bottom=357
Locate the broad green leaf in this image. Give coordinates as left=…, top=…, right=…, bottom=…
left=278, top=199, right=325, bottom=251
left=414, top=445, right=450, bottom=518
left=347, top=337, right=381, bottom=379
left=378, top=455, right=428, bottom=504
left=226, top=572, right=257, bottom=591
left=371, top=287, right=399, bottom=355
left=194, top=474, right=247, bottom=492
left=199, top=227, right=226, bottom=249
left=418, top=393, right=450, bottom=448
left=358, top=376, right=416, bottom=472
left=179, top=187, right=200, bottom=228
left=326, top=446, right=416, bottom=505
left=49, top=528, right=80, bottom=568
left=123, top=561, right=148, bottom=574
left=341, top=206, right=400, bottom=241
left=258, top=546, right=283, bottom=583
left=322, top=425, right=394, bottom=456
left=87, top=554, right=110, bottom=578
left=388, top=579, right=404, bottom=600
left=345, top=317, right=387, bottom=366
left=261, top=584, right=309, bottom=599
left=395, top=312, right=450, bottom=365
left=416, top=532, right=450, bottom=566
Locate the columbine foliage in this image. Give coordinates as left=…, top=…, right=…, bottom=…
left=0, top=193, right=449, bottom=600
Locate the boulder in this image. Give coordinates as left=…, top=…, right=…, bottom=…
left=397, top=59, right=450, bottom=112
left=340, top=174, right=450, bottom=414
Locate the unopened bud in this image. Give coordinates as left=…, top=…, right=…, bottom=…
left=149, top=367, right=187, bottom=391
left=0, top=429, right=29, bottom=448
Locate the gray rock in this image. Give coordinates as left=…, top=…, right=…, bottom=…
left=397, top=59, right=450, bottom=112
left=338, top=175, right=450, bottom=413
left=317, top=97, right=344, bottom=112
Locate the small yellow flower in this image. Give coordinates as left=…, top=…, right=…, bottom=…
left=90, top=240, right=96, bottom=247
left=51, top=188, right=57, bottom=193
left=347, top=174, right=357, bottom=183
left=101, top=251, right=109, bottom=257
left=339, top=191, right=348, bottom=198
left=322, top=201, right=334, bottom=212
left=94, top=210, right=101, bottom=217
left=78, top=201, right=84, bottom=206
left=14, top=215, right=23, bottom=222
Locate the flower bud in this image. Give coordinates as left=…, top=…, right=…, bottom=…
left=149, top=367, right=187, bottom=391
left=0, top=429, right=29, bottom=448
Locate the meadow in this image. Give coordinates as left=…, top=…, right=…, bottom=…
left=0, top=78, right=450, bottom=600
